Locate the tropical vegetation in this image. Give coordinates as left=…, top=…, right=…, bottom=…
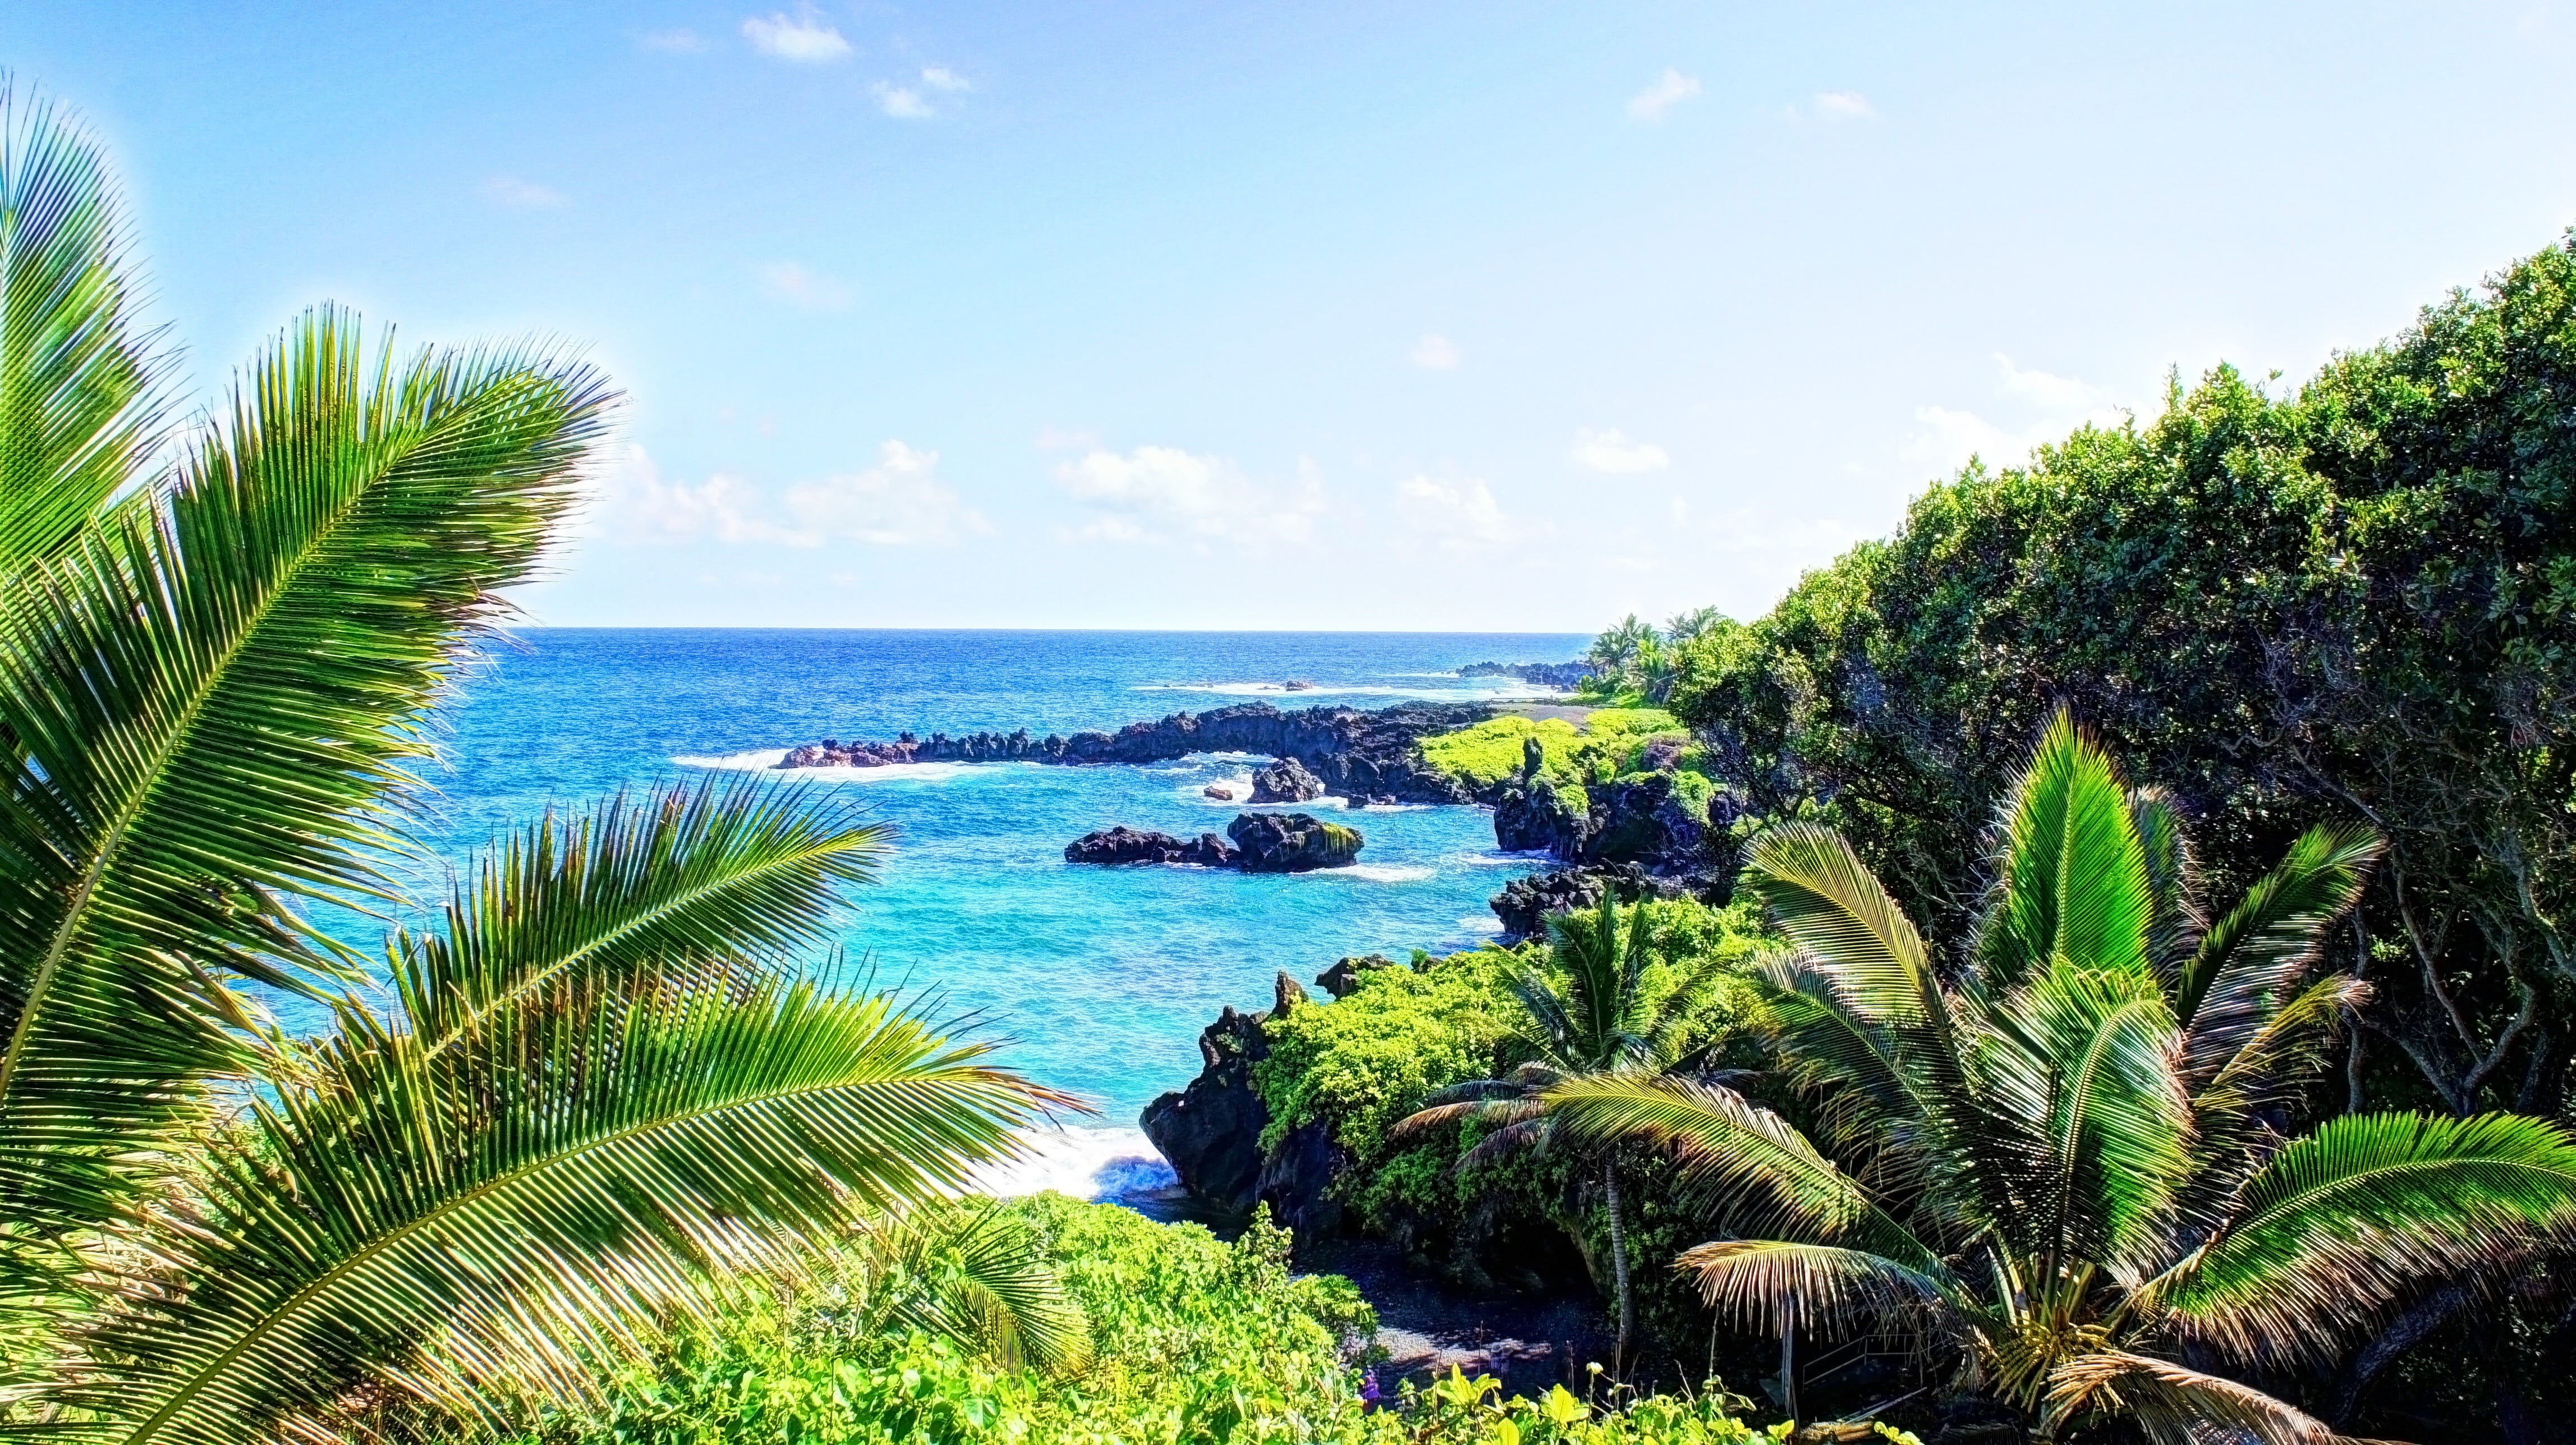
left=1550, top=713, right=2576, bottom=1442
left=0, top=88, right=1064, bottom=1444
left=1395, top=898, right=1746, bottom=1375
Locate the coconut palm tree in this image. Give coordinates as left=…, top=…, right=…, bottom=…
left=1549, top=712, right=2576, bottom=1443
left=0, top=90, right=1067, bottom=1443
left=1395, top=897, right=1735, bottom=1375
left=1586, top=616, right=1657, bottom=687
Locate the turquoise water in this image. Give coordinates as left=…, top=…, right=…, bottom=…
left=385, top=630, right=1579, bottom=1155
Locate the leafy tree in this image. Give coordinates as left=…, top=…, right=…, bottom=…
left=0, top=91, right=1062, bottom=1443
left=1395, top=898, right=1738, bottom=1375
left=1551, top=713, right=2576, bottom=1442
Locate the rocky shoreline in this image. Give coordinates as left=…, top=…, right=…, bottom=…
left=777, top=700, right=1488, bottom=806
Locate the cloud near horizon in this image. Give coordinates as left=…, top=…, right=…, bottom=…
left=585, top=442, right=984, bottom=547
left=742, top=8, right=850, bottom=62
left=1903, top=354, right=2125, bottom=475
left=483, top=176, right=565, bottom=208
left=1395, top=475, right=1510, bottom=547
left=1055, top=446, right=1324, bottom=547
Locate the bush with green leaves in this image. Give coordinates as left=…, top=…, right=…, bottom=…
left=1418, top=710, right=1692, bottom=794
left=469, top=1195, right=1810, bottom=1445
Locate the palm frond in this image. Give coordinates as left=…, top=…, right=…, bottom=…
left=1752, top=953, right=1935, bottom=1169
left=1676, top=1238, right=1964, bottom=1345
left=394, top=777, right=892, bottom=1051
left=55, top=977, right=1071, bottom=1445
left=2180, top=974, right=2374, bottom=1224
left=2127, top=786, right=2202, bottom=977
left=0, top=84, right=170, bottom=570
left=2044, top=1351, right=2391, bottom=1445
left=1544, top=1075, right=1943, bottom=1274
left=2153, top=1112, right=2576, bottom=1368
left=2178, top=822, right=2381, bottom=1044
left=1742, top=822, right=1944, bottom=1032
left=0, top=308, right=610, bottom=1258
left=1972, top=709, right=2153, bottom=990
left=848, top=1203, right=1092, bottom=1377
left=1970, top=958, right=2190, bottom=1267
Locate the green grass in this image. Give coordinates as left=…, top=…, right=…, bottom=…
left=1417, top=710, right=1689, bottom=792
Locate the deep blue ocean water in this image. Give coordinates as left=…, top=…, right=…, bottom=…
left=362, top=629, right=1583, bottom=1189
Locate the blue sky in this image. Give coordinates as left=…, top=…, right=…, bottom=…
left=8, top=2, right=2576, bottom=631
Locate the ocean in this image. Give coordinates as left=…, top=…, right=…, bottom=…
left=377, top=629, right=1584, bottom=1201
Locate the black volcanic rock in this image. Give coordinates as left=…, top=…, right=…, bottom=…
left=1139, top=1000, right=1273, bottom=1212
left=1227, top=811, right=1363, bottom=872
left=1249, top=755, right=1326, bottom=803
left=1064, top=825, right=1239, bottom=867
left=1489, top=864, right=1655, bottom=943
left=777, top=700, right=1484, bottom=804
left=1458, top=660, right=1594, bottom=689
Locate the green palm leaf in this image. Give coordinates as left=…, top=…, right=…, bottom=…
left=1544, top=1075, right=1943, bottom=1275
left=0, top=85, right=168, bottom=569
left=0, top=308, right=609, bottom=1260
left=2178, top=822, right=2380, bottom=1047
left=1972, top=709, right=2154, bottom=989
left=1675, top=1238, right=1966, bottom=1342
left=59, top=978, right=1070, bottom=1445
left=1743, top=820, right=1944, bottom=1031
left=394, top=777, right=892, bottom=1051
left=2155, top=1112, right=2576, bottom=1367
left=848, top=1203, right=1094, bottom=1377
left=1969, top=958, right=2191, bottom=1267
left=2045, top=1351, right=2390, bottom=1445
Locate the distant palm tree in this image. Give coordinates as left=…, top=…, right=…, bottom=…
left=1662, top=607, right=1724, bottom=648
left=1394, top=898, right=1734, bottom=1375
left=1551, top=713, right=2576, bottom=1442
left=0, top=90, right=1066, bottom=1444
left=1586, top=615, right=1657, bottom=683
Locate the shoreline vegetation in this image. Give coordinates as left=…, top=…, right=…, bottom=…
left=8, top=75, right=2576, bottom=1445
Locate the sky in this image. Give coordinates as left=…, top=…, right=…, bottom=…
left=7, top=2, right=2576, bottom=632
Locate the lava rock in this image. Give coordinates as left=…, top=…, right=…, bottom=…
left=1139, top=1004, right=1273, bottom=1212
left=1064, top=825, right=1239, bottom=867
left=1250, top=755, right=1327, bottom=803
left=1227, top=811, right=1363, bottom=872
left=1315, top=953, right=1399, bottom=999
left=1488, top=864, right=1654, bottom=943
left=1204, top=783, right=1238, bottom=801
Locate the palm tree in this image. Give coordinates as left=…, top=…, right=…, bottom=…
left=1663, top=607, right=1724, bottom=648
left=1549, top=712, right=2576, bottom=1442
left=0, top=91, right=1067, bottom=1442
left=1585, top=615, right=1657, bottom=689
left=1395, top=897, right=1735, bottom=1375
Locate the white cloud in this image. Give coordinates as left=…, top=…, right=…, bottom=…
left=742, top=8, right=850, bottom=62
left=1396, top=475, right=1509, bottom=547
left=1902, top=355, right=2125, bottom=474
left=1628, top=68, right=1702, bottom=121
left=873, top=82, right=934, bottom=119
left=1571, top=428, right=1672, bottom=474
left=781, top=441, right=988, bottom=545
left=584, top=445, right=784, bottom=544
left=919, top=65, right=971, bottom=91
left=1813, top=90, right=1875, bottom=120
left=1409, top=333, right=1461, bottom=370
left=483, top=176, right=565, bottom=208
left=639, top=28, right=701, bottom=53
left=1054, top=446, right=1324, bottom=547
left=760, top=260, right=853, bottom=310
left=584, top=441, right=982, bottom=547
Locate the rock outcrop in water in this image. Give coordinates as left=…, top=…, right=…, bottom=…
left=1228, top=811, right=1362, bottom=872
left=1063, top=826, right=1239, bottom=867
left=1141, top=971, right=1347, bottom=1238
left=1066, top=813, right=1361, bottom=872
left=1249, top=755, right=1326, bottom=803
left=776, top=700, right=1485, bottom=804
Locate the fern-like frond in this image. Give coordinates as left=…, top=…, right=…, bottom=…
left=1676, top=1238, right=1965, bottom=1344
left=2044, top=1351, right=2393, bottom=1445
left=2152, top=1112, right=2576, bottom=1368
left=0, top=308, right=609, bottom=1261
left=2178, top=822, right=2381, bottom=1052
left=394, top=777, right=891, bottom=1050
left=1972, top=710, right=2153, bottom=991
left=55, top=978, right=1071, bottom=1445
left=847, top=1203, right=1092, bottom=1377
left=1743, top=821, right=1943, bottom=1031
left=0, top=84, right=169, bottom=570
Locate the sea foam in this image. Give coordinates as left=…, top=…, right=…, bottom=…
left=969, top=1127, right=1182, bottom=1204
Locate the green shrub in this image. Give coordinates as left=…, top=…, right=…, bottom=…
left=465, top=1194, right=1812, bottom=1445
left=1418, top=710, right=1689, bottom=792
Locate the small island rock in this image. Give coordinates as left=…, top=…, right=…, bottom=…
left=1064, top=825, right=1239, bottom=867
left=1227, top=811, right=1362, bottom=872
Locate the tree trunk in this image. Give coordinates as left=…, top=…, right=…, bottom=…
left=1604, top=1155, right=1633, bottom=1377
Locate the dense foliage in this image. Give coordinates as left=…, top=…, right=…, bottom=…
left=1553, top=714, right=2576, bottom=1442
left=1661, top=233, right=2576, bottom=1435
left=0, top=91, right=1057, bottom=1444
left=473, top=1195, right=1793, bottom=1445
